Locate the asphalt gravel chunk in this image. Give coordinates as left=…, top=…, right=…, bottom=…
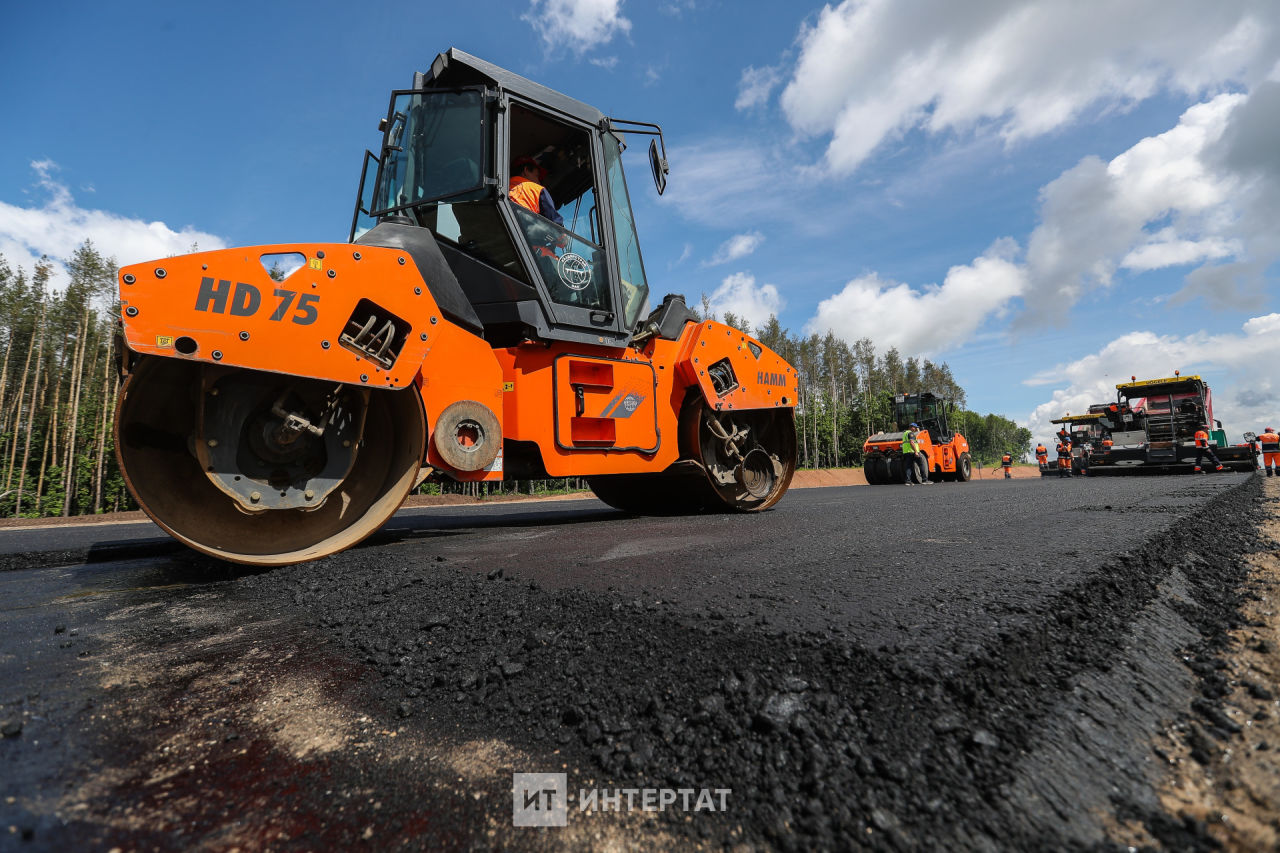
left=231, top=474, right=1261, bottom=849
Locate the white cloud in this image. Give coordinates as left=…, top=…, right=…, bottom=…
left=0, top=162, right=227, bottom=291
left=775, top=0, right=1280, bottom=175
left=1024, top=314, right=1280, bottom=446
left=1019, top=87, right=1280, bottom=322
left=659, top=139, right=825, bottom=229
left=1120, top=232, right=1241, bottom=272
left=708, top=272, right=784, bottom=329
left=703, top=231, right=765, bottom=266
left=524, top=0, right=631, bottom=55
left=805, top=239, right=1026, bottom=356
left=735, top=65, right=783, bottom=111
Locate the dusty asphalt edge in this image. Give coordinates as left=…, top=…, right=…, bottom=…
left=227, top=474, right=1268, bottom=849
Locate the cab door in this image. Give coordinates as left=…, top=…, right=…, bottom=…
left=499, top=98, right=626, bottom=340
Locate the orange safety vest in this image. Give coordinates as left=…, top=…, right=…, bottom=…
left=508, top=176, right=546, bottom=214
left=1194, top=430, right=1209, bottom=447
left=1260, top=432, right=1279, bottom=448
left=509, top=177, right=558, bottom=258
left=1001, top=454, right=1012, bottom=467
left=1102, top=438, right=1113, bottom=447
left=1035, top=445, right=1047, bottom=459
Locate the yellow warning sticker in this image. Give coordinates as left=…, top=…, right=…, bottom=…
left=308, top=258, right=323, bottom=270
left=503, top=382, right=514, bottom=392
left=156, top=335, right=174, bottom=348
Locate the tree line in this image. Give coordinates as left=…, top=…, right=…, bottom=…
left=710, top=304, right=1031, bottom=469
left=0, top=243, right=131, bottom=519
left=0, top=243, right=1030, bottom=519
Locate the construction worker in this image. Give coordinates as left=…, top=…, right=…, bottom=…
left=1056, top=438, right=1073, bottom=478
left=1035, top=443, right=1048, bottom=472
left=900, top=424, right=928, bottom=485
left=509, top=156, right=563, bottom=226
left=1259, top=427, right=1279, bottom=476
left=1056, top=426, right=1071, bottom=448
left=900, top=425, right=919, bottom=485
left=1000, top=451, right=1013, bottom=479
left=1192, top=424, right=1225, bottom=473
left=910, top=423, right=931, bottom=485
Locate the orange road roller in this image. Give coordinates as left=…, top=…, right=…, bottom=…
left=114, top=49, right=798, bottom=565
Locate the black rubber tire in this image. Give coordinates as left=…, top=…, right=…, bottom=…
left=954, top=452, right=973, bottom=482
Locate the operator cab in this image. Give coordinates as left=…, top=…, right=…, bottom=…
left=1115, top=375, right=1217, bottom=446
left=349, top=48, right=668, bottom=349
left=894, top=392, right=953, bottom=443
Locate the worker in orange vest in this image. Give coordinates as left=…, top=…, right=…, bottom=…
left=1035, top=443, right=1048, bottom=471
left=1259, top=427, right=1279, bottom=476
left=1000, top=452, right=1013, bottom=479
left=1192, top=425, right=1224, bottom=473
left=1101, top=437, right=1113, bottom=449
left=1055, top=439, right=1072, bottom=478
left=509, top=155, right=567, bottom=258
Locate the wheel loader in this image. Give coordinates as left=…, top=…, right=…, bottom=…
left=861, top=392, right=971, bottom=483
left=1088, top=373, right=1255, bottom=475
left=113, top=49, right=798, bottom=566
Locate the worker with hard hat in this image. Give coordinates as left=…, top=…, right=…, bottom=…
left=509, top=155, right=568, bottom=264
left=1035, top=442, right=1048, bottom=472
left=1055, top=437, right=1072, bottom=478
left=1259, top=427, right=1279, bottom=476
left=1000, top=451, right=1013, bottom=479
left=1192, top=424, right=1225, bottom=473
left=509, top=156, right=563, bottom=225
left=900, top=424, right=930, bottom=485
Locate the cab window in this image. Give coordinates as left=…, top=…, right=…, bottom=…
left=507, top=104, right=611, bottom=313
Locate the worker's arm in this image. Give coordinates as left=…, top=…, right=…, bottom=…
left=537, top=190, right=564, bottom=226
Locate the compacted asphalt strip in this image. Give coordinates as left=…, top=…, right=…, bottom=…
left=0, top=472, right=1269, bottom=850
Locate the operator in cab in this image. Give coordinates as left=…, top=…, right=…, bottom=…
left=509, top=155, right=563, bottom=226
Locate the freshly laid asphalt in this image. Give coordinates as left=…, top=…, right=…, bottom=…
left=0, top=472, right=1266, bottom=850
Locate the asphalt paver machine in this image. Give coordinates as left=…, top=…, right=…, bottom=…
left=1088, top=374, right=1255, bottom=475
left=113, top=49, right=798, bottom=565
left=1046, top=408, right=1112, bottom=476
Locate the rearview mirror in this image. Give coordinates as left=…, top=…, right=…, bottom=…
left=649, top=138, right=668, bottom=196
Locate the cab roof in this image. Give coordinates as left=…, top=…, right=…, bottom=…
left=419, top=48, right=607, bottom=128
left=1115, top=374, right=1206, bottom=398
left=1050, top=413, right=1108, bottom=424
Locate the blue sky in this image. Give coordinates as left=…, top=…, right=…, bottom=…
left=2, top=1, right=1279, bottom=446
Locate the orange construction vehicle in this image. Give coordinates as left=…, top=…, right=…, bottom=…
left=113, top=49, right=798, bottom=566
left=862, top=392, right=971, bottom=483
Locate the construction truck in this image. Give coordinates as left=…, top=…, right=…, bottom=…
left=862, top=392, right=971, bottom=483
left=112, top=49, right=798, bottom=566
left=1046, top=406, right=1113, bottom=476
left=1088, top=373, right=1255, bottom=475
